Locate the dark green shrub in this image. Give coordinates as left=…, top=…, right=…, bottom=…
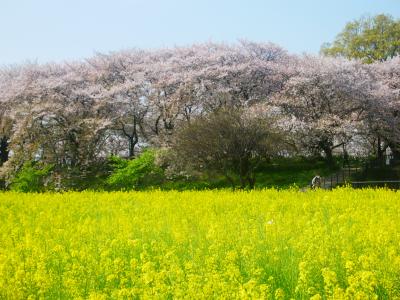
left=56, top=160, right=114, bottom=191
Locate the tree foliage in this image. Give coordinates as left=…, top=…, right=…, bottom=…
left=9, top=162, right=53, bottom=192
left=0, top=40, right=398, bottom=190
left=273, top=55, right=384, bottom=163
left=321, top=14, right=400, bottom=63
left=107, top=150, right=164, bottom=190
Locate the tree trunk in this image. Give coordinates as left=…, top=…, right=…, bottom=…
left=247, top=174, right=256, bottom=189
left=387, top=141, right=400, bottom=163
left=377, top=136, right=384, bottom=160
left=321, top=146, right=334, bottom=166
left=122, top=120, right=139, bottom=159
left=239, top=174, right=246, bottom=189
left=224, top=173, right=236, bottom=190
left=0, top=136, right=9, bottom=166
left=128, top=136, right=136, bottom=158
left=318, top=138, right=335, bottom=166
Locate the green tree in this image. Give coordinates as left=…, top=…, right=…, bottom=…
left=321, top=14, right=400, bottom=63
left=107, top=150, right=164, bottom=190
left=9, top=162, right=53, bottom=192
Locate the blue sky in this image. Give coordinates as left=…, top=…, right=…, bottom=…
left=0, top=0, right=399, bottom=64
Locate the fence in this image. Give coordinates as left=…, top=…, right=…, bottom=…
left=320, top=166, right=361, bottom=189
left=351, top=180, right=400, bottom=189
left=320, top=164, right=400, bottom=190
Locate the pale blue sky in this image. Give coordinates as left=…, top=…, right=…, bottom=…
left=0, top=0, right=399, bottom=64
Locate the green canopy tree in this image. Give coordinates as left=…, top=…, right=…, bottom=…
left=321, top=14, right=400, bottom=64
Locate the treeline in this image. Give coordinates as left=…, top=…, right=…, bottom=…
left=0, top=41, right=399, bottom=190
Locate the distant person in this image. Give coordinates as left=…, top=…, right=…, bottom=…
left=311, top=175, right=321, bottom=189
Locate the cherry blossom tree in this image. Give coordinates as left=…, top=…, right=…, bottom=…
left=273, top=55, right=382, bottom=163
left=0, top=61, right=111, bottom=187
left=88, top=51, right=151, bottom=157
left=0, top=41, right=398, bottom=189
left=370, top=56, right=400, bottom=158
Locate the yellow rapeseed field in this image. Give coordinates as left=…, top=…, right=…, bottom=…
left=0, top=188, right=399, bottom=299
